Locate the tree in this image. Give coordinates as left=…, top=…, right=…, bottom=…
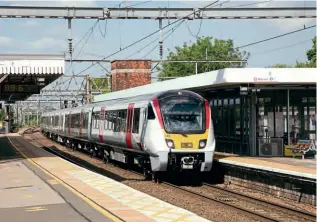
left=157, top=36, right=249, bottom=81
left=269, top=36, right=316, bottom=68
left=306, top=36, right=316, bottom=65
left=295, top=37, right=316, bottom=68
left=90, top=76, right=111, bottom=94
left=270, top=64, right=293, bottom=68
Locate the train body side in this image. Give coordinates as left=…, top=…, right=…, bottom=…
left=40, top=90, right=215, bottom=173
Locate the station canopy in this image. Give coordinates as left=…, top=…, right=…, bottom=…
left=0, top=54, right=64, bottom=102
left=94, top=68, right=317, bottom=102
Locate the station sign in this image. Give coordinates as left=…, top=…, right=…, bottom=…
left=0, top=84, right=40, bottom=94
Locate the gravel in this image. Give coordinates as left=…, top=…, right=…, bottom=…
left=213, top=183, right=316, bottom=214
left=23, top=129, right=316, bottom=222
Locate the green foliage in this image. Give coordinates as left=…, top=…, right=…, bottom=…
left=157, top=36, right=249, bottom=81
left=295, top=61, right=316, bottom=68
left=270, top=64, right=293, bottom=68
left=306, top=36, right=316, bottom=65
left=90, top=77, right=111, bottom=94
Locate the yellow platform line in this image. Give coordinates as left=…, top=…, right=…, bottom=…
left=21, top=194, right=33, bottom=198
left=25, top=206, right=47, bottom=212
left=8, top=136, right=123, bottom=222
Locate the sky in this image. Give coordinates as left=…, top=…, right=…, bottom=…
left=0, top=0, right=316, bottom=91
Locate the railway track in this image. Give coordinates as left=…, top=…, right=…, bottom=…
left=23, top=128, right=316, bottom=222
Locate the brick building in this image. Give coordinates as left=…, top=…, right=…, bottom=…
left=110, top=60, right=152, bottom=92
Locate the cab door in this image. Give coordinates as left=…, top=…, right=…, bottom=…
left=125, top=104, right=134, bottom=149
left=88, top=107, right=93, bottom=140
left=79, top=109, right=84, bottom=137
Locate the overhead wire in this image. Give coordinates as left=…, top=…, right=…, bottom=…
left=74, top=20, right=100, bottom=59
left=142, top=20, right=185, bottom=59
left=126, top=20, right=184, bottom=59
left=61, top=1, right=154, bottom=86
left=250, top=38, right=313, bottom=56
left=231, top=0, right=274, bottom=8
left=73, top=20, right=100, bottom=50
left=185, top=19, right=203, bottom=38
left=99, top=19, right=107, bottom=38
left=184, top=0, right=230, bottom=38
left=236, top=25, right=316, bottom=49
left=73, top=0, right=221, bottom=77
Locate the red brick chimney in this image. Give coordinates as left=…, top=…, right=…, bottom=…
left=111, top=60, right=152, bottom=92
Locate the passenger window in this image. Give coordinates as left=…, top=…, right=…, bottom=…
left=147, top=104, right=156, bottom=120
left=132, top=108, right=140, bottom=134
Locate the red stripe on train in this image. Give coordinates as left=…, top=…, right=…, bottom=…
left=99, top=106, right=105, bottom=143
left=205, top=100, right=210, bottom=129
left=125, top=104, right=134, bottom=149
left=151, top=98, right=164, bottom=128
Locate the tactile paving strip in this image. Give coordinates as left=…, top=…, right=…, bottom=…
left=67, top=169, right=211, bottom=222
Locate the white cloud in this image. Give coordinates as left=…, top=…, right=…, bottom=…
left=24, top=20, right=40, bottom=27
left=0, top=36, right=13, bottom=46
left=273, top=18, right=316, bottom=31
left=29, top=38, right=66, bottom=49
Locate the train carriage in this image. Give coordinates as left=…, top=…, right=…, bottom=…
left=41, top=89, right=215, bottom=181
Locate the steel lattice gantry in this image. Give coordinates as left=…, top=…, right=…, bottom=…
left=0, top=6, right=316, bottom=19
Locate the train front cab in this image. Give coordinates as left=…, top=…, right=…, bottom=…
left=143, top=90, right=215, bottom=173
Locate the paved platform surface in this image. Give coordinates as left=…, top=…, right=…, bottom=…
left=214, top=152, right=316, bottom=180
left=0, top=158, right=113, bottom=222
left=7, top=134, right=211, bottom=222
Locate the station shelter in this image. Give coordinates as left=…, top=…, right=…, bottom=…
left=0, top=54, right=64, bottom=132
left=94, top=68, right=317, bottom=157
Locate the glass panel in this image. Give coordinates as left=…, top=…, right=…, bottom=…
left=309, top=106, right=316, bottom=140
left=159, top=96, right=205, bottom=134
left=235, top=105, right=241, bottom=137
left=289, top=106, right=301, bottom=145
left=132, top=108, right=140, bottom=134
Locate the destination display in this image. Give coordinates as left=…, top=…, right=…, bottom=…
left=0, top=84, right=40, bottom=93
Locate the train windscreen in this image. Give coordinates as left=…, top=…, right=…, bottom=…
left=159, top=96, right=205, bottom=134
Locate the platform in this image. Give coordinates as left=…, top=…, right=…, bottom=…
left=214, top=152, right=316, bottom=180
left=6, top=134, right=210, bottom=222
left=0, top=137, right=113, bottom=222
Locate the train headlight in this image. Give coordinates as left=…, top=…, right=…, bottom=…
left=199, top=139, right=207, bottom=149
left=165, top=139, right=175, bottom=149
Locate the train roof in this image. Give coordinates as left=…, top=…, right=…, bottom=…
left=93, top=68, right=317, bottom=103
left=41, top=89, right=201, bottom=116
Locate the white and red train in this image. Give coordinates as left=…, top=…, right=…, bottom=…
left=41, top=90, right=215, bottom=180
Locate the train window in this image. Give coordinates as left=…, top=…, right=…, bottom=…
left=64, top=115, right=66, bottom=127
left=132, top=108, right=140, bottom=134
left=84, top=112, right=89, bottom=128
left=93, top=111, right=100, bottom=129
left=107, top=111, right=115, bottom=130
left=147, top=104, right=156, bottom=120
left=104, top=112, right=108, bottom=129
left=159, top=96, right=205, bottom=133
left=120, top=110, right=127, bottom=132
left=71, top=114, right=75, bottom=128
left=113, top=111, right=120, bottom=132
left=55, top=115, right=59, bottom=127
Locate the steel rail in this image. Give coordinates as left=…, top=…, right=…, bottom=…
left=202, top=183, right=316, bottom=221
left=24, top=128, right=316, bottom=222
